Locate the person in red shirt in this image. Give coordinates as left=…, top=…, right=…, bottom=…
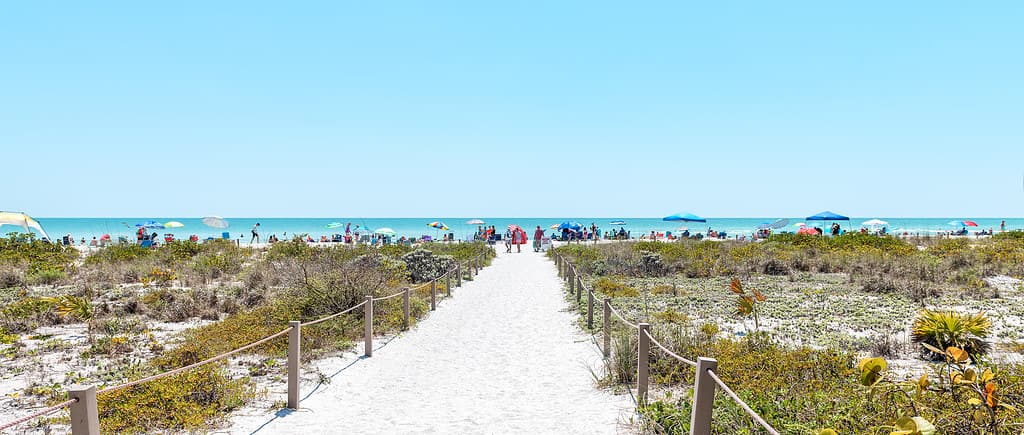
left=533, top=226, right=544, bottom=252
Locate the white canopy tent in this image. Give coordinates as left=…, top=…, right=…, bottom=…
left=0, top=211, right=50, bottom=240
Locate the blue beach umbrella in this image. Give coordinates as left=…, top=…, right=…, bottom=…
left=558, top=221, right=583, bottom=231
left=135, top=221, right=165, bottom=229
left=663, top=213, right=706, bottom=223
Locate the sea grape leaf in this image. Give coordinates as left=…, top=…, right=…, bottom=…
left=985, top=382, right=997, bottom=408
left=947, top=346, right=970, bottom=363
left=858, top=357, right=887, bottom=386
left=893, top=416, right=935, bottom=435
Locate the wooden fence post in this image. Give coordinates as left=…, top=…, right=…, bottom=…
left=402, top=287, right=410, bottom=330
left=445, top=272, right=452, bottom=297
left=68, top=385, right=99, bottom=435
left=364, top=295, right=373, bottom=357
left=287, top=320, right=301, bottom=409
left=587, top=288, right=595, bottom=329
left=603, top=298, right=611, bottom=358
left=569, top=267, right=575, bottom=294
left=456, top=264, right=462, bottom=287
left=430, top=280, right=437, bottom=311
left=690, top=357, right=719, bottom=435
left=576, top=275, right=583, bottom=302
left=637, top=323, right=650, bottom=405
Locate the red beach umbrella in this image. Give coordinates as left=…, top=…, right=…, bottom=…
left=963, top=221, right=978, bottom=227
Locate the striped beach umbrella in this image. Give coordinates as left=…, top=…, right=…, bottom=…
left=427, top=221, right=449, bottom=231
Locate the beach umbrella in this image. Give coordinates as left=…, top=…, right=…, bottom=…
left=427, top=221, right=449, bottom=231
left=757, top=222, right=772, bottom=230
left=862, top=219, right=888, bottom=227
left=610, top=220, right=626, bottom=225
left=466, top=219, right=485, bottom=225
left=806, top=211, right=850, bottom=221
left=948, top=220, right=978, bottom=227
left=557, top=221, right=583, bottom=231
left=0, top=211, right=50, bottom=240
left=663, top=213, right=706, bottom=223
left=374, top=228, right=396, bottom=236
left=794, top=222, right=807, bottom=227
left=549, top=224, right=560, bottom=230
left=508, top=224, right=523, bottom=232
left=202, top=216, right=229, bottom=229
left=164, top=221, right=185, bottom=228
left=770, top=218, right=789, bottom=229
left=325, top=222, right=344, bottom=229
left=135, top=221, right=165, bottom=229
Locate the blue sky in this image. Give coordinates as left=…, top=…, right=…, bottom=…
left=2, top=2, right=1022, bottom=217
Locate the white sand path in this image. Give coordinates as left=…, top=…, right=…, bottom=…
left=224, top=248, right=633, bottom=434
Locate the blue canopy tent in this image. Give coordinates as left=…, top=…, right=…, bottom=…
left=805, top=211, right=850, bottom=234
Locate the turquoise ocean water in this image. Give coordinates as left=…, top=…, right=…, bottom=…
left=13, top=217, right=1024, bottom=245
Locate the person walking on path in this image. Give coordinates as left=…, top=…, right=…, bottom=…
left=512, top=227, right=525, bottom=253
left=533, top=226, right=544, bottom=252
left=504, top=228, right=513, bottom=253
left=251, top=223, right=261, bottom=244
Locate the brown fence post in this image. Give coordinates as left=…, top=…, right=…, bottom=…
left=456, top=264, right=462, bottom=287
left=568, top=266, right=575, bottom=294
left=637, top=323, right=650, bottom=405
left=430, top=280, right=437, bottom=311
left=287, top=320, right=301, bottom=409
left=603, top=298, right=611, bottom=358
left=587, top=288, right=595, bottom=329
left=69, top=385, right=99, bottom=435
left=576, top=275, right=583, bottom=302
left=364, top=295, right=373, bottom=357
left=557, top=255, right=563, bottom=277
left=445, top=272, right=452, bottom=297
left=690, top=357, right=719, bottom=435
left=402, top=287, right=411, bottom=331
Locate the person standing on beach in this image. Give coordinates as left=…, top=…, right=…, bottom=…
left=251, top=223, right=261, bottom=244
left=504, top=228, right=513, bottom=253
left=533, top=226, right=544, bottom=252
left=1001, top=220, right=1006, bottom=232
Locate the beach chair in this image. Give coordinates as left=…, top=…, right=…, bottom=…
left=140, top=240, right=154, bottom=248
left=222, top=232, right=230, bottom=240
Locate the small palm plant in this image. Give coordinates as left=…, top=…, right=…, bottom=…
left=729, top=278, right=765, bottom=333
left=911, top=309, right=991, bottom=362
left=40, top=295, right=95, bottom=341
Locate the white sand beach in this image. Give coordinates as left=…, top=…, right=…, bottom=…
left=223, top=247, right=633, bottom=434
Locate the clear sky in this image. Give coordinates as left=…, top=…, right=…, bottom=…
left=2, top=2, right=1022, bottom=218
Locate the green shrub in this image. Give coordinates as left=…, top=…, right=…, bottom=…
left=0, top=233, right=77, bottom=274
left=594, top=277, right=639, bottom=297
left=84, top=243, right=151, bottom=265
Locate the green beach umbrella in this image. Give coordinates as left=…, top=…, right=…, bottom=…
left=164, top=221, right=185, bottom=228
left=374, top=228, right=396, bottom=236
left=326, top=222, right=344, bottom=229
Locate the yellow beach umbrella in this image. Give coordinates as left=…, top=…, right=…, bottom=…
left=164, top=221, right=185, bottom=228
left=0, top=211, right=50, bottom=240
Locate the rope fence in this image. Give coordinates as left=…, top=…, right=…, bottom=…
left=0, top=398, right=78, bottom=432
left=552, top=251, right=779, bottom=435
left=0, top=251, right=492, bottom=434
